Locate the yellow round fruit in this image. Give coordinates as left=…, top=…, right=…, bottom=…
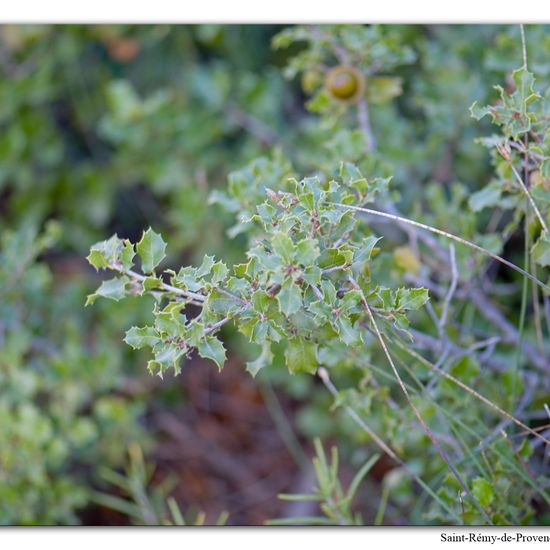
left=325, top=66, right=365, bottom=103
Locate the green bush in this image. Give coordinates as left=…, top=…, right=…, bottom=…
left=3, top=23, right=550, bottom=525
left=88, top=25, right=550, bottom=525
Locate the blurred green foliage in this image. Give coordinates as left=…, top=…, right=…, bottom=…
left=0, top=223, right=148, bottom=524
left=0, top=23, right=296, bottom=524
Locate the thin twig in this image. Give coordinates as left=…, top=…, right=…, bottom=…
left=217, top=286, right=249, bottom=305
left=310, top=283, right=324, bottom=301
left=439, top=244, right=458, bottom=335
left=203, top=305, right=250, bottom=335
left=357, top=99, right=376, bottom=152
left=322, top=264, right=350, bottom=275
left=110, top=263, right=206, bottom=302
left=317, top=367, right=397, bottom=461
left=520, top=24, right=528, bottom=69
left=330, top=202, right=550, bottom=294
left=508, top=162, right=548, bottom=234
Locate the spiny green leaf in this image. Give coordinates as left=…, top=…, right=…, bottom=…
left=395, top=287, right=429, bottom=311
left=198, top=336, right=226, bottom=371
left=512, top=67, right=540, bottom=110
left=353, top=236, right=382, bottom=265
left=87, top=234, right=124, bottom=271
left=319, top=248, right=348, bottom=270
left=206, top=289, right=243, bottom=316
left=120, top=240, right=136, bottom=270
left=211, top=261, right=229, bottom=285
left=124, top=326, right=160, bottom=349
left=196, top=255, right=215, bottom=278
left=154, top=306, right=186, bottom=337
left=469, top=101, right=493, bottom=121
left=295, top=239, right=320, bottom=267
left=339, top=162, right=365, bottom=186
left=151, top=345, right=186, bottom=376
left=85, top=276, right=128, bottom=306
left=246, top=342, right=274, bottom=377
left=285, top=337, right=318, bottom=374
left=87, top=249, right=109, bottom=271
left=174, top=266, right=202, bottom=291
left=334, top=317, right=361, bottom=346
left=142, top=276, right=162, bottom=292
left=136, top=228, right=166, bottom=274
left=185, top=320, right=206, bottom=347
left=271, top=232, right=295, bottom=263
left=248, top=245, right=283, bottom=271
left=277, top=279, right=302, bottom=316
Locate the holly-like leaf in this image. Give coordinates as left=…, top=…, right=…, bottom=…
left=295, top=239, right=320, bottom=267
left=151, top=345, right=186, bottom=376
left=87, top=249, right=109, bottom=271
left=246, top=342, right=274, bottom=377
left=469, top=101, right=493, bottom=121
left=142, top=276, right=162, bottom=292
left=271, top=232, right=295, bottom=263
left=173, top=266, right=202, bottom=291
left=124, top=326, right=160, bottom=349
left=120, top=240, right=136, bottom=270
left=353, top=236, right=382, bottom=266
left=196, top=255, right=215, bottom=278
left=206, top=289, right=243, bottom=316
left=136, top=228, right=166, bottom=274
left=395, top=287, right=429, bottom=311
left=277, top=279, right=302, bottom=316
left=472, top=68, right=540, bottom=139
left=340, top=161, right=367, bottom=188
left=319, top=248, right=348, bottom=270
left=211, top=261, right=229, bottom=285
left=85, top=276, right=128, bottom=306
left=198, top=336, right=226, bottom=370
left=285, top=337, right=318, bottom=374
left=86, top=234, right=124, bottom=271
left=513, top=67, right=539, bottom=111
left=334, top=317, right=361, bottom=346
